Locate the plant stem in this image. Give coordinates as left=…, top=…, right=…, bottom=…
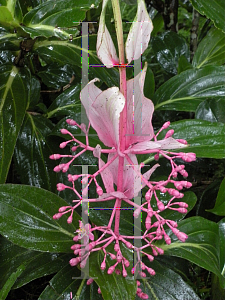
left=111, top=0, right=127, bottom=236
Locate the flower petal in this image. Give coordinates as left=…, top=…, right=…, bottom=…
left=126, top=63, right=154, bottom=147
left=125, top=0, right=153, bottom=64
left=96, top=0, right=119, bottom=67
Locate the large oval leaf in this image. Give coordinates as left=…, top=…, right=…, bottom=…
left=159, top=217, right=221, bottom=277
left=190, top=0, right=225, bottom=33
left=0, top=64, right=30, bottom=183
left=13, top=114, right=60, bottom=192
left=139, top=259, right=200, bottom=300
left=207, top=178, right=225, bottom=216
left=153, top=66, right=225, bottom=111
left=22, top=0, right=101, bottom=39
left=195, top=98, right=225, bottom=124
left=192, top=27, right=225, bottom=68
left=0, top=184, right=79, bottom=252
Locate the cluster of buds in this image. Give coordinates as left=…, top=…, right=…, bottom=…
left=51, top=0, right=196, bottom=298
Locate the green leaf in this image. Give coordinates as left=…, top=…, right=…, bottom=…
left=190, top=0, right=225, bottom=33
left=192, top=27, right=225, bottom=68
left=0, top=236, right=70, bottom=290
left=218, top=218, right=225, bottom=287
left=0, top=184, right=79, bottom=252
left=46, top=85, right=81, bottom=118
left=0, top=27, right=21, bottom=50
left=153, top=66, right=225, bottom=111
left=177, top=55, right=193, bottom=74
left=195, top=98, right=225, bottom=124
left=207, top=178, right=225, bottom=216
left=144, top=66, right=155, bottom=99
left=140, top=259, right=200, bottom=300
left=0, top=64, right=30, bottom=183
left=158, top=119, right=225, bottom=159
left=37, top=63, right=75, bottom=89
left=22, top=0, right=101, bottom=39
left=33, top=36, right=119, bottom=87
left=160, top=217, right=221, bottom=277
left=0, top=264, right=25, bottom=300
left=13, top=114, right=59, bottom=192
left=39, top=264, right=103, bottom=300
left=152, top=31, right=190, bottom=74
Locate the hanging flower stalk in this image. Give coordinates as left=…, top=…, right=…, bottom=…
left=50, top=0, right=196, bottom=298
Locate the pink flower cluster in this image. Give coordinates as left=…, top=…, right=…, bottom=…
left=50, top=0, right=196, bottom=297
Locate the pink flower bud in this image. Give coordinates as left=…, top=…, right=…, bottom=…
left=157, top=201, right=165, bottom=211
left=180, top=169, right=188, bottom=177
left=145, top=215, right=151, bottom=230
left=62, top=164, right=69, bottom=173
left=168, top=188, right=180, bottom=197
left=137, top=288, right=142, bottom=293
left=61, top=128, right=70, bottom=135
left=98, top=287, right=101, bottom=294
left=114, top=243, right=120, bottom=252
left=53, top=164, right=64, bottom=172
left=146, top=267, right=155, bottom=276
left=177, top=231, right=188, bottom=242
left=137, top=280, right=141, bottom=287
left=177, top=208, right=187, bottom=213
left=162, top=121, right=170, bottom=129
left=145, top=190, right=151, bottom=201
left=66, top=119, right=77, bottom=126
left=96, top=186, right=103, bottom=196
left=71, top=244, right=81, bottom=250
left=67, top=215, right=73, bottom=224
left=69, top=257, right=81, bottom=266
left=180, top=181, right=192, bottom=188
left=178, top=202, right=188, bottom=208
left=181, top=152, right=196, bottom=162
left=172, top=171, right=178, bottom=178
left=122, top=269, right=127, bottom=277
left=139, top=271, right=146, bottom=278
left=164, top=234, right=171, bottom=245
left=59, top=141, right=68, bottom=149
left=68, top=174, right=79, bottom=182
left=141, top=263, right=146, bottom=270
left=154, top=153, right=159, bottom=161
left=71, top=146, right=78, bottom=152
left=80, top=259, right=87, bottom=268
left=57, top=183, right=67, bottom=191
left=116, top=251, right=122, bottom=263
left=115, top=269, right=121, bottom=275
left=176, top=139, right=188, bottom=145
left=87, top=278, right=94, bottom=285
left=73, top=236, right=79, bottom=242
left=152, top=249, right=158, bottom=256
left=125, top=241, right=133, bottom=249
left=156, top=247, right=164, bottom=255
left=158, top=186, right=167, bottom=193
left=146, top=254, right=154, bottom=262
left=58, top=206, right=69, bottom=212
left=53, top=213, right=62, bottom=219
left=109, top=253, right=116, bottom=260
left=107, top=266, right=115, bottom=274
left=141, top=293, right=149, bottom=299
left=49, top=154, right=61, bottom=160
left=169, top=220, right=178, bottom=228
left=101, top=261, right=106, bottom=270
left=165, top=129, right=174, bottom=139
left=124, top=259, right=130, bottom=267
left=174, top=182, right=183, bottom=190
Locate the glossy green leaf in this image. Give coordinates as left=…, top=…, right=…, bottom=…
left=144, top=66, right=155, bottom=99
left=157, top=119, right=225, bottom=159
left=153, top=66, right=225, bottom=111
left=195, top=98, right=225, bottom=124
left=139, top=259, right=200, bottom=300
left=38, top=63, right=75, bottom=89
left=152, top=31, right=190, bottom=74
left=46, top=85, right=81, bottom=118
left=218, top=218, right=225, bottom=287
left=0, top=264, right=25, bottom=300
left=33, top=36, right=119, bottom=87
left=190, top=0, right=225, bottom=32
left=22, top=0, right=101, bottom=38
left=0, top=236, right=70, bottom=290
left=39, top=264, right=103, bottom=300
left=0, top=184, right=79, bottom=252
left=13, top=114, right=59, bottom=192
left=192, top=27, right=225, bottom=68
left=0, top=27, right=21, bottom=50
left=160, top=217, right=221, bottom=277
left=177, top=55, right=193, bottom=74
left=0, top=64, right=30, bottom=183
left=207, top=178, right=225, bottom=216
